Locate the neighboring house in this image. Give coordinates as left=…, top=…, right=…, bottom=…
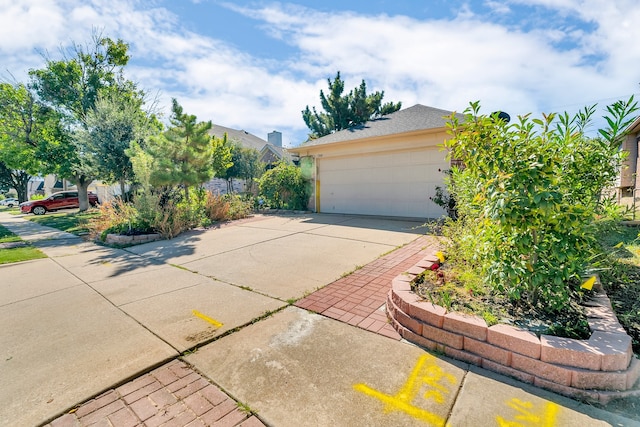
left=288, top=104, right=460, bottom=219
left=37, top=175, right=124, bottom=203
left=618, top=115, right=640, bottom=207
left=206, top=125, right=289, bottom=194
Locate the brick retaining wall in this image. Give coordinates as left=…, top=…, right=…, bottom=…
left=105, top=233, right=162, bottom=245
left=386, top=254, right=640, bottom=403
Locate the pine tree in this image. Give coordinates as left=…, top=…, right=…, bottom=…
left=302, top=71, right=402, bottom=139
left=149, top=99, right=214, bottom=200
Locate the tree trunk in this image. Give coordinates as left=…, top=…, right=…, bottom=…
left=74, top=174, right=92, bottom=212
left=120, top=179, right=127, bottom=202
left=13, top=171, right=31, bottom=203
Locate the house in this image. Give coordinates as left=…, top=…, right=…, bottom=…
left=209, top=125, right=289, bottom=167
left=288, top=104, right=460, bottom=219
left=618, top=115, right=640, bottom=207
left=206, top=125, right=289, bottom=194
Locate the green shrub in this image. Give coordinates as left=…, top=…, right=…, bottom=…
left=88, top=198, right=140, bottom=241
left=444, top=98, right=637, bottom=312
left=258, top=162, right=309, bottom=210
left=205, top=193, right=254, bottom=222
left=30, top=194, right=45, bottom=200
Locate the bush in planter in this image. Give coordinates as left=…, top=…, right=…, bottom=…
left=88, top=198, right=142, bottom=241
left=443, top=98, right=637, bottom=312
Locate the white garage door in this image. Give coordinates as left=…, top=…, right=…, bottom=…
left=318, top=148, right=448, bottom=218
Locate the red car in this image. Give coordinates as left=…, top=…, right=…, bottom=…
left=20, top=191, right=99, bottom=215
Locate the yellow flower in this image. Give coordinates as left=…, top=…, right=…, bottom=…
left=435, top=251, right=445, bottom=263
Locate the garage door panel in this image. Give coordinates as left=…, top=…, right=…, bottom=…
left=319, top=148, right=447, bottom=218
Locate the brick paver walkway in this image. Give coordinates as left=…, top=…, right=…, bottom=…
left=46, top=234, right=437, bottom=427
left=295, top=235, right=438, bottom=340
left=45, top=360, right=264, bottom=427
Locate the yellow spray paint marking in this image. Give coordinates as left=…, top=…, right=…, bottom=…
left=496, top=398, right=560, bottom=427
left=354, top=354, right=457, bottom=426
left=192, top=310, right=223, bottom=328
left=580, top=276, right=596, bottom=290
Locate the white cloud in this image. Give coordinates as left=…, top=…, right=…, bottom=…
left=1, top=0, right=638, bottom=146
left=235, top=1, right=640, bottom=126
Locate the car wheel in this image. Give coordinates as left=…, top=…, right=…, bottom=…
left=32, top=206, right=46, bottom=215
left=7, top=204, right=13, bottom=208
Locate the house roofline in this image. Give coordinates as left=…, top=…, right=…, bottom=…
left=627, top=115, right=640, bottom=135
left=288, top=126, right=448, bottom=156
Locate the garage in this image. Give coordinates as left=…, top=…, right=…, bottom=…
left=318, top=148, right=448, bottom=218
left=289, top=104, right=459, bottom=219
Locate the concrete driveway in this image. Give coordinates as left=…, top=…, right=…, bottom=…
left=0, top=213, right=429, bottom=426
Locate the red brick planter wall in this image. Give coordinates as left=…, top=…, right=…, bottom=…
left=386, top=254, right=640, bottom=403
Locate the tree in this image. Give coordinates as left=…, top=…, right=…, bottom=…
left=29, top=32, right=131, bottom=211
left=221, top=141, right=264, bottom=193
left=76, top=90, right=158, bottom=201
left=210, top=133, right=233, bottom=188
left=0, top=82, right=64, bottom=202
left=147, top=99, right=215, bottom=200
left=302, top=71, right=402, bottom=139
left=0, top=162, right=31, bottom=203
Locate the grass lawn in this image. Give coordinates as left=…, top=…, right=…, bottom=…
left=0, top=224, right=21, bottom=244
left=27, top=209, right=100, bottom=235
left=598, top=223, right=640, bottom=354
left=0, top=224, right=47, bottom=264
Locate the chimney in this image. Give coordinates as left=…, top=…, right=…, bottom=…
left=268, top=130, right=282, bottom=147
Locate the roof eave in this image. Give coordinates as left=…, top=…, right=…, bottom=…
left=288, top=126, right=448, bottom=155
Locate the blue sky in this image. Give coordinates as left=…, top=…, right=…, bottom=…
left=1, top=0, right=639, bottom=146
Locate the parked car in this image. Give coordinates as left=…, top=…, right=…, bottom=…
left=20, top=191, right=99, bottom=215
left=0, top=198, right=19, bottom=207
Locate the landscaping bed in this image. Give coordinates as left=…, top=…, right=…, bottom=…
left=387, top=251, right=640, bottom=404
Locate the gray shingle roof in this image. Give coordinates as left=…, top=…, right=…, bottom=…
left=297, top=104, right=460, bottom=148
left=209, top=124, right=290, bottom=162
left=209, top=124, right=267, bottom=151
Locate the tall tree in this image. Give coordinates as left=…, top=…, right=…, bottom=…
left=302, top=71, right=402, bottom=139
left=0, top=82, right=64, bottom=202
left=76, top=90, right=158, bottom=201
left=147, top=99, right=215, bottom=200
left=0, top=162, right=31, bottom=203
left=29, top=32, right=131, bottom=211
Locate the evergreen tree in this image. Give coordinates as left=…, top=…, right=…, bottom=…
left=148, top=99, right=215, bottom=200
left=302, top=71, right=402, bottom=139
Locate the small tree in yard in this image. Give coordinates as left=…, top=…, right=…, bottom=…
left=259, top=162, right=308, bottom=210
left=444, top=98, right=638, bottom=311
left=148, top=99, right=215, bottom=201
left=221, top=141, right=264, bottom=193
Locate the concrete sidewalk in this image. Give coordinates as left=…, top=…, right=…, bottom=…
left=1, top=211, right=638, bottom=426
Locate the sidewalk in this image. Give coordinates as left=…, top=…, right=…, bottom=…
left=1, top=212, right=638, bottom=426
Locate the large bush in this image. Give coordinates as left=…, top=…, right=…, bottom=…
left=258, top=162, right=309, bottom=210
left=443, top=99, right=637, bottom=311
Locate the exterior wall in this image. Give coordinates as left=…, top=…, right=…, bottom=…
left=292, top=128, right=450, bottom=218
left=620, top=133, right=638, bottom=188
left=204, top=177, right=246, bottom=195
